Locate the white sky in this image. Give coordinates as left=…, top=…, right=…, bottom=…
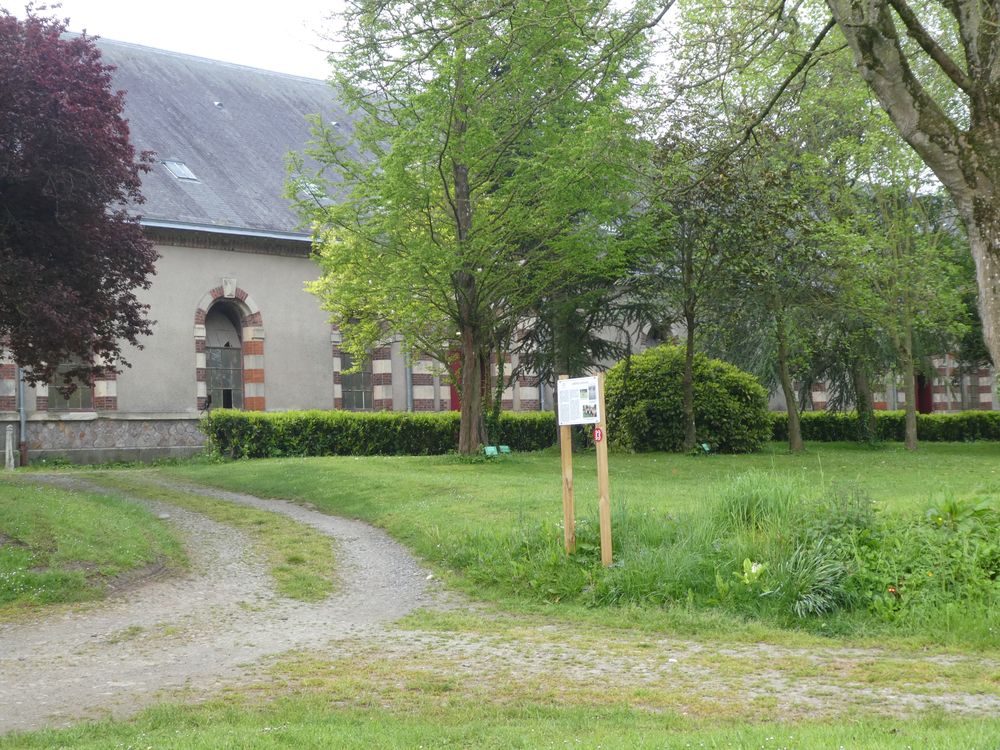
left=26, top=1, right=345, bottom=79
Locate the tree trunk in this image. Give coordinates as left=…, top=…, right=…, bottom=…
left=682, top=308, right=697, bottom=452
left=900, top=321, right=918, bottom=451
left=775, top=309, right=803, bottom=452
left=849, top=358, right=877, bottom=443
left=966, top=220, right=1000, bottom=374
left=457, top=313, right=484, bottom=454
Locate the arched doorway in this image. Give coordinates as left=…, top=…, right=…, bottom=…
left=194, top=282, right=265, bottom=411
left=205, top=301, right=243, bottom=410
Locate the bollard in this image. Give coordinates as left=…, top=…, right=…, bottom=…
left=4, top=425, right=13, bottom=470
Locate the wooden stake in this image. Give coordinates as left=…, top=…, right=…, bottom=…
left=558, top=374, right=576, bottom=554
left=596, top=372, right=612, bottom=566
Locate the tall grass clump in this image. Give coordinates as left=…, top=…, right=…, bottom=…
left=435, top=471, right=1000, bottom=644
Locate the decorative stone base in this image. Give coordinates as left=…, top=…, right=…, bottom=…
left=0, top=414, right=206, bottom=465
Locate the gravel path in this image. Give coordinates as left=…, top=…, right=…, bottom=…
left=0, top=474, right=438, bottom=733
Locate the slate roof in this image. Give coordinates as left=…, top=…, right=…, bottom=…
left=94, top=37, right=354, bottom=238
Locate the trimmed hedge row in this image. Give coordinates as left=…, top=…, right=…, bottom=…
left=200, top=409, right=557, bottom=459
left=770, top=409, right=1000, bottom=442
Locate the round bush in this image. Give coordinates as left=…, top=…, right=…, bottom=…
left=605, top=345, right=770, bottom=453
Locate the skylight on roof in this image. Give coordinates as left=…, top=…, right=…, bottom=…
left=162, top=160, right=199, bottom=181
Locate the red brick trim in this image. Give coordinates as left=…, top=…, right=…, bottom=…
left=0, top=396, right=14, bottom=410
left=519, top=399, right=540, bottom=410
left=372, top=347, right=392, bottom=360
left=413, top=398, right=435, bottom=411
left=411, top=373, right=434, bottom=386
left=373, top=373, right=392, bottom=386
left=374, top=398, right=393, bottom=411
left=36, top=396, right=48, bottom=411
left=0, top=364, right=15, bottom=379
left=334, top=397, right=344, bottom=408
left=979, top=385, right=994, bottom=394
left=517, top=375, right=538, bottom=387
left=501, top=399, right=513, bottom=409
left=94, top=397, right=117, bottom=410
left=245, top=396, right=265, bottom=411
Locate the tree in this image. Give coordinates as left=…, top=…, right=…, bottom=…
left=296, top=0, right=662, bottom=453
left=643, top=136, right=764, bottom=451
left=847, top=178, right=968, bottom=449
left=0, top=9, right=156, bottom=388
left=823, top=1, right=1000, bottom=371
left=669, top=0, right=1000, bottom=371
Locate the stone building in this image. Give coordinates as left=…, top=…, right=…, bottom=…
left=0, top=39, right=541, bottom=463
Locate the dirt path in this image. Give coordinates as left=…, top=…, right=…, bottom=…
left=1, top=474, right=998, bottom=735
left=0, top=474, right=439, bottom=733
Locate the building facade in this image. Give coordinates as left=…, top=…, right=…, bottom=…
left=0, top=38, right=540, bottom=463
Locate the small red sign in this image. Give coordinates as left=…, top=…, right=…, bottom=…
left=594, top=427, right=604, bottom=443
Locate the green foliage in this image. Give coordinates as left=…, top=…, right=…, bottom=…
left=605, top=345, right=771, bottom=453
left=770, top=409, right=1000, bottom=443
left=200, top=409, right=556, bottom=459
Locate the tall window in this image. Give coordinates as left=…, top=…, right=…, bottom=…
left=48, top=364, right=94, bottom=411
left=205, top=304, right=243, bottom=410
left=341, top=351, right=373, bottom=411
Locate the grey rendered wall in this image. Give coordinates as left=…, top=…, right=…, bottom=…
left=117, top=242, right=334, bottom=414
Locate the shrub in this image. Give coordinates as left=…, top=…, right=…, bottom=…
left=200, top=409, right=556, bottom=459
left=605, top=345, right=771, bottom=453
left=769, top=409, right=1000, bottom=443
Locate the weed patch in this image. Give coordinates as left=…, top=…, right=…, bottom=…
left=437, top=472, right=1000, bottom=645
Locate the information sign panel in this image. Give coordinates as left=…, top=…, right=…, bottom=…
left=556, top=376, right=600, bottom=425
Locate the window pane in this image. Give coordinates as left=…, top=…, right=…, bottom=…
left=222, top=349, right=241, bottom=368
left=49, top=365, right=93, bottom=411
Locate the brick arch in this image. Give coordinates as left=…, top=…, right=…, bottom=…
left=194, top=283, right=266, bottom=411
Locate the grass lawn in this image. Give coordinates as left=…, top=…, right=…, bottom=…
left=4, top=696, right=998, bottom=749
left=158, top=442, right=1000, bottom=648
left=163, top=441, right=1000, bottom=530
left=0, top=477, right=186, bottom=612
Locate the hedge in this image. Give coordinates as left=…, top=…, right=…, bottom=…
left=200, top=409, right=557, bottom=459
left=770, top=409, right=1000, bottom=443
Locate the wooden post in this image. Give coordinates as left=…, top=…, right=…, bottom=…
left=558, top=374, right=575, bottom=554
left=596, top=372, right=612, bottom=566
